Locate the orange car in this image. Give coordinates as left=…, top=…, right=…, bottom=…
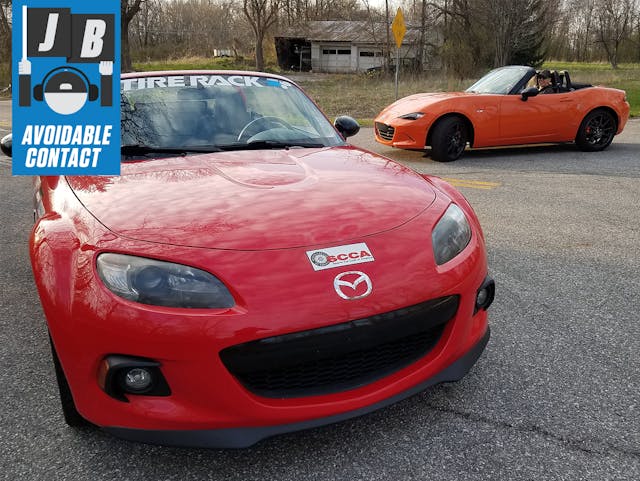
left=374, top=65, right=630, bottom=162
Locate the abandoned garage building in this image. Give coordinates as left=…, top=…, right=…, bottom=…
left=275, top=20, right=425, bottom=73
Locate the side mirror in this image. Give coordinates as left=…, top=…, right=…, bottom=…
left=0, top=133, right=11, bottom=157
left=334, top=116, right=360, bottom=138
left=521, top=87, right=539, bottom=102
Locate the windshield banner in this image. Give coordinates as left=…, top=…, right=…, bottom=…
left=12, top=0, right=120, bottom=175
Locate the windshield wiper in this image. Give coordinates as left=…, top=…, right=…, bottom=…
left=121, top=144, right=221, bottom=157
left=217, top=140, right=325, bottom=152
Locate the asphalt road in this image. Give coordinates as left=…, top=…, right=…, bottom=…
left=1, top=99, right=639, bottom=479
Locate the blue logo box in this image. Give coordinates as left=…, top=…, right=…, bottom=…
left=12, top=0, right=120, bottom=175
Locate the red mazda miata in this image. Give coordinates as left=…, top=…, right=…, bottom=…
left=2, top=71, right=494, bottom=448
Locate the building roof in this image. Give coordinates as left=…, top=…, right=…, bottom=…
left=276, top=20, right=419, bottom=44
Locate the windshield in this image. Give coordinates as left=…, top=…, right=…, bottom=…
left=121, top=74, right=344, bottom=153
left=465, top=66, right=533, bottom=95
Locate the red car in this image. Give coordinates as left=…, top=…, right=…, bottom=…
left=2, top=71, right=494, bottom=448
left=375, top=65, right=630, bottom=161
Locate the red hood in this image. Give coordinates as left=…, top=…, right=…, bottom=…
left=376, top=92, right=473, bottom=122
left=68, top=146, right=437, bottom=250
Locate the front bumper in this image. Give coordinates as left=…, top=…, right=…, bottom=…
left=374, top=121, right=425, bottom=149
left=105, top=326, right=490, bottom=448
left=33, top=191, right=492, bottom=447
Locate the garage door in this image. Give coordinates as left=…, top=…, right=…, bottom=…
left=358, top=50, right=384, bottom=71
left=320, top=48, right=352, bottom=72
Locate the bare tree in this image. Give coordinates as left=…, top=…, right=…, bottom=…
left=0, top=0, right=11, bottom=86
left=427, top=0, right=554, bottom=76
left=361, top=0, right=385, bottom=54
left=68, top=0, right=640, bottom=73
left=243, top=0, right=280, bottom=71
left=416, top=0, right=428, bottom=70
left=385, top=0, right=391, bottom=71
left=281, top=0, right=311, bottom=25
left=565, top=0, right=597, bottom=62
left=127, top=0, right=246, bottom=61
left=430, top=0, right=484, bottom=77
left=122, top=0, right=145, bottom=72
left=636, top=8, right=640, bottom=61
left=0, top=1, right=11, bottom=56
left=132, top=0, right=159, bottom=52
left=595, top=0, right=636, bottom=68
left=401, top=0, right=440, bottom=70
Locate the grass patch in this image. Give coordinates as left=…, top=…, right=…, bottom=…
left=613, top=80, right=640, bottom=116
left=133, top=56, right=280, bottom=73
left=543, top=61, right=640, bottom=73
left=543, top=62, right=640, bottom=117
left=131, top=59, right=639, bottom=120
left=297, top=63, right=640, bottom=121
left=3, top=56, right=638, bottom=118
left=296, top=72, right=466, bottom=121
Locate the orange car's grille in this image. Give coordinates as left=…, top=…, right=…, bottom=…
left=219, top=296, right=459, bottom=398
left=375, top=122, right=395, bottom=141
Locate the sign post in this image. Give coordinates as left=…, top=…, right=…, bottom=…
left=391, top=8, right=406, bottom=100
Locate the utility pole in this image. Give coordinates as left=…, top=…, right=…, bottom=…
left=385, top=0, right=390, bottom=72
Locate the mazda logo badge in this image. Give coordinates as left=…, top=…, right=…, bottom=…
left=334, top=271, right=373, bottom=300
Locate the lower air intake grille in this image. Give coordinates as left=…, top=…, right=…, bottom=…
left=375, top=122, right=395, bottom=141
left=219, top=296, right=459, bottom=398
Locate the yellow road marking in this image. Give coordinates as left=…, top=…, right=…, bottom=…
left=441, top=178, right=501, bottom=190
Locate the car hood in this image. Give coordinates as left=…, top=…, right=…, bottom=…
left=376, top=92, right=472, bottom=122
left=68, top=146, right=437, bottom=250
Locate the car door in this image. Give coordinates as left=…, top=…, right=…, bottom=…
left=498, top=93, right=577, bottom=144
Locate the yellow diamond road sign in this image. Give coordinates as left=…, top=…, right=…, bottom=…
left=391, top=8, right=406, bottom=48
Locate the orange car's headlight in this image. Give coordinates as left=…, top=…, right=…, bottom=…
left=398, top=112, right=425, bottom=120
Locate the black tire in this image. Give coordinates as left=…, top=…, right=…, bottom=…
left=575, top=109, right=616, bottom=152
left=49, top=336, right=90, bottom=427
left=430, top=116, right=468, bottom=162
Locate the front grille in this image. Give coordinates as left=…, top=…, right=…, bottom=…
left=219, top=296, right=459, bottom=398
left=375, top=122, right=395, bottom=141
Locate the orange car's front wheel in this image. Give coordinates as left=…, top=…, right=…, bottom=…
left=430, top=116, right=468, bottom=162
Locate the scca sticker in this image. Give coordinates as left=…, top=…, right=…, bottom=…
left=306, top=243, right=375, bottom=271
left=12, top=0, right=120, bottom=176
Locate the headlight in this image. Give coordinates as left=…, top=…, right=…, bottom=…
left=96, top=253, right=235, bottom=309
left=398, top=112, right=425, bottom=120
left=432, top=204, right=472, bottom=265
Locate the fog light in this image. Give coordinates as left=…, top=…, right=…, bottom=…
left=123, top=368, right=153, bottom=392
left=476, top=288, right=489, bottom=306
left=475, top=277, right=495, bottom=312
left=100, top=355, right=171, bottom=402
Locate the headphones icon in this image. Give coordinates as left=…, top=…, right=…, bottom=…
left=33, top=66, right=99, bottom=102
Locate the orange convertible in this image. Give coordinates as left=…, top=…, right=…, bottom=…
left=374, top=65, right=630, bottom=162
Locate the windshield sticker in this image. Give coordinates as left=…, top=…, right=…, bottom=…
left=12, top=0, right=121, bottom=176
left=266, top=79, right=290, bottom=89
left=121, top=75, right=276, bottom=91
left=306, top=243, right=375, bottom=271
